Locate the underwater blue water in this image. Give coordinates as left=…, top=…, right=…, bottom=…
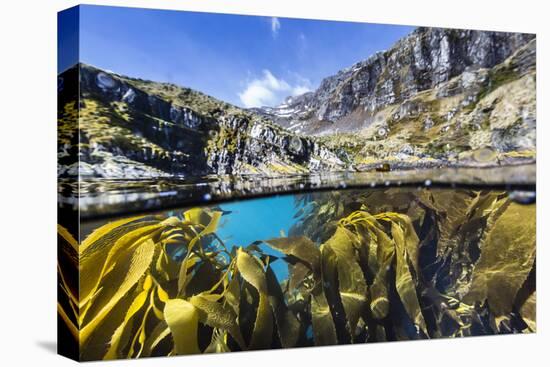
left=218, top=194, right=297, bottom=280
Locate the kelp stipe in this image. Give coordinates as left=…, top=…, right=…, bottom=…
left=289, top=189, right=536, bottom=338
left=57, top=188, right=535, bottom=360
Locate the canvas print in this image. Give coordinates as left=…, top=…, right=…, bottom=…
left=57, top=5, right=536, bottom=361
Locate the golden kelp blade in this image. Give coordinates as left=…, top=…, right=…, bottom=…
left=391, top=222, right=427, bottom=335
left=310, top=281, right=338, bottom=346
left=189, top=294, right=246, bottom=349
left=265, top=265, right=301, bottom=348
left=65, top=189, right=535, bottom=360
left=80, top=238, right=156, bottom=345
left=57, top=225, right=79, bottom=344
left=104, top=289, right=149, bottom=359
left=519, top=291, right=536, bottom=332
left=265, top=237, right=321, bottom=272
left=163, top=299, right=200, bottom=355
left=368, top=227, right=395, bottom=320
left=177, top=210, right=222, bottom=295
left=80, top=222, right=162, bottom=307
left=464, top=202, right=536, bottom=321
left=323, top=226, right=367, bottom=336
left=75, top=212, right=218, bottom=359
left=423, top=191, right=475, bottom=256
left=236, top=248, right=273, bottom=349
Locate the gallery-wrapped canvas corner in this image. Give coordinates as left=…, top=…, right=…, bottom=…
left=57, top=4, right=536, bottom=362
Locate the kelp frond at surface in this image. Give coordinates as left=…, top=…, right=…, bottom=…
left=57, top=188, right=536, bottom=360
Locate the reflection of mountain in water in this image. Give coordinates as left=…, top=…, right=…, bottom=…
left=58, top=27, right=536, bottom=179
left=59, top=164, right=535, bottom=220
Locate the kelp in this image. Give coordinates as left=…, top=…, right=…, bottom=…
left=57, top=187, right=536, bottom=360
left=289, top=188, right=535, bottom=339
left=58, top=225, right=79, bottom=344
left=463, top=201, right=536, bottom=329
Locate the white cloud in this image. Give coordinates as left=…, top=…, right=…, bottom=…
left=271, top=17, right=281, bottom=38
left=238, top=70, right=312, bottom=108
left=292, top=85, right=311, bottom=95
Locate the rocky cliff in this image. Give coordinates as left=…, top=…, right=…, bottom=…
left=58, top=27, right=536, bottom=179
left=58, top=64, right=344, bottom=178
left=258, top=27, right=536, bottom=168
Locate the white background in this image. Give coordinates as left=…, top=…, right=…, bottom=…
left=0, top=0, right=546, bottom=365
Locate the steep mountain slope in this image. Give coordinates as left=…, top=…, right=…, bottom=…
left=58, top=27, right=536, bottom=179
left=58, top=64, right=344, bottom=178
left=258, top=27, right=536, bottom=168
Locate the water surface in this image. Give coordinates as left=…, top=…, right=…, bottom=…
left=58, top=166, right=536, bottom=360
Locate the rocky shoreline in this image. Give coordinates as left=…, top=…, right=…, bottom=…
left=58, top=27, right=536, bottom=179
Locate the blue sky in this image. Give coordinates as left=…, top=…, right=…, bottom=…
left=60, top=5, right=414, bottom=108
